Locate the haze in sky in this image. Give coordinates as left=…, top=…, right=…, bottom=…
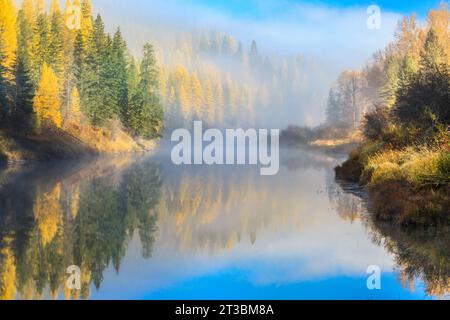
left=87, top=0, right=438, bottom=126
left=93, top=0, right=437, bottom=68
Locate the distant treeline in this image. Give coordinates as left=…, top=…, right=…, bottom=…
left=325, top=3, right=449, bottom=134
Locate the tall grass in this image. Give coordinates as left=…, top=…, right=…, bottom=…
left=364, top=146, right=450, bottom=187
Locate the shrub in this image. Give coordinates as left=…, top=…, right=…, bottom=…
left=363, top=106, right=390, bottom=140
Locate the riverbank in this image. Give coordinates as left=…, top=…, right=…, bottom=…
left=0, top=124, right=156, bottom=164
left=280, top=125, right=362, bottom=155
left=336, top=142, right=450, bottom=227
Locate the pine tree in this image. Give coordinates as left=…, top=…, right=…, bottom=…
left=13, top=54, right=35, bottom=125
left=33, top=64, right=62, bottom=130
left=32, top=10, right=50, bottom=84
left=80, top=15, right=115, bottom=126
left=111, top=28, right=129, bottom=124
left=128, top=44, right=163, bottom=138
left=420, top=28, right=447, bottom=73
left=127, top=57, right=139, bottom=100
left=394, top=28, right=450, bottom=126
left=397, top=53, right=418, bottom=98
left=10, top=8, right=35, bottom=125
left=380, top=56, right=400, bottom=108
left=48, top=0, right=65, bottom=76
left=73, top=30, right=85, bottom=87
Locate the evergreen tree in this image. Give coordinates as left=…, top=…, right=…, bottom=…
left=394, top=28, right=450, bottom=127
left=111, top=28, right=129, bottom=124
left=48, top=0, right=65, bottom=76
left=128, top=44, right=163, bottom=138
left=13, top=57, right=35, bottom=125
left=32, top=10, right=51, bottom=84
left=73, top=31, right=85, bottom=87
left=80, top=15, right=115, bottom=126
left=380, top=56, right=400, bottom=109
left=127, top=57, right=139, bottom=101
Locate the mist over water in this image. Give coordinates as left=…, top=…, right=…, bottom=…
left=0, top=149, right=447, bottom=299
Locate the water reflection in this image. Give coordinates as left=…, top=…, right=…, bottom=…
left=0, top=157, right=161, bottom=299
left=0, top=149, right=448, bottom=299
left=334, top=178, right=450, bottom=299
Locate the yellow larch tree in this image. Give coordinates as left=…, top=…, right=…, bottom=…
left=395, top=15, right=425, bottom=64
left=204, top=78, right=215, bottom=125
left=35, top=0, right=46, bottom=14
left=190, top=72, right=205, bottom=119
left=212, top=76, right=224, bottom=124
left=50, top=0, right=61, bottom=14
left=80, top=0, right=93, bottom=43
left=0, top=236, right=17, bottom=300
left=427, top=3, right=450, bottom=64
left=175, top=65, right=191, bottom=120
left=33, top=64, right=62, bottom=129
left=22, top=0, right=37, bottom=25
left=69, top=86, right=81, bottom=124
left=0, top=0, right=17, bottom=79
left=33, top=183, right=63, bottom=246
left=159, top=65, right=169, bottom=104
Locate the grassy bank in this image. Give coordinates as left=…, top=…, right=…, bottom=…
left=336, top=141, right=450, bottom=226
left=0, top=123, right=156, bottom=164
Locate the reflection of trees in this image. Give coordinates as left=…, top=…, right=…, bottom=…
left=333, top=178, right=450, bottom=299
left=326, top=171, right=366, bottom=222
left=157, top=166, right=305, bottom=254
left=0, top=158, right=162, bottom=300
left=368, top=222, right=450, bottom=298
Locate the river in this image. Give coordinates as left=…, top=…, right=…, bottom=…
left=0, top=147, right=448, bottom=300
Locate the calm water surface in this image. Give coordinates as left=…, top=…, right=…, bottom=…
left=0, top=148, right=448, bottom=300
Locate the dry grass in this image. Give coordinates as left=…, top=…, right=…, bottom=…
left=311, top=130, right=363, bottom=148
left=364, top=147, right=449, bottom=187
left=64, top=121, right=154, bottom=154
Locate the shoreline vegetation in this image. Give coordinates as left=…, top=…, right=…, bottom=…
left=334, top=4, right=450, bottom=227
left=282, top=4, right=449, bottom=227
left=280, top=125, right=362, bottom=154
left=0, top=0, right=163, bottom=164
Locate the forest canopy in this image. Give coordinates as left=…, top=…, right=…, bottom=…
left=0, top=0, right=163, bottom=141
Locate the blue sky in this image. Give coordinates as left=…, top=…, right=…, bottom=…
left=183, top=0, right=443, bottom=19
